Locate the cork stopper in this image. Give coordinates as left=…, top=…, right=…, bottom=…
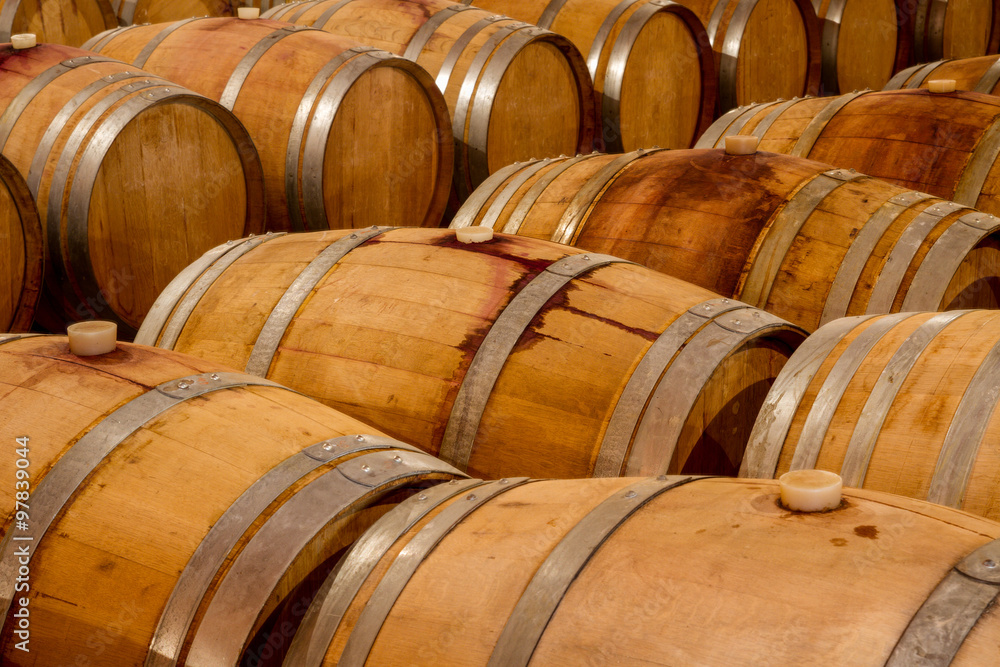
left=67, top=321, right=117, bottom=356
left=456, top=226, right=494, bottom=244
left=928, top=79, right=956, bottom=93
left=11, top=34, right=36, bottom=49
left=238, top=7, right=260, bottom=19
left=779, top=470, right=843, bottom=512
left=725, top=135, right=759, bottom=155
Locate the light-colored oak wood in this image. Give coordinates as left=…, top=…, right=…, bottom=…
left=816, top=0, right=899, bottom=93
left=751, top=310, right=1000, bottom=521
left=84, top=17, right=453, bottom=231
left=886, top=53, right=1000, bottom=93
left=896, top=0, right=999, bottom=63
left=0, top=42, right=264, bottom=334
left=0, top=0, right=116, bottom=47
left=452, top=149, right=1000, bottom=332
left=310, top=477, right=1000, bottom=666
left=0, top=152, right=41, bottom=332
left=262, top=0, right=597, bottom=202
left=0, top=335, right=464, bottom=666
left=139, top=228, right=805, bottom=480
left=115, top=0, right=241, bottom=23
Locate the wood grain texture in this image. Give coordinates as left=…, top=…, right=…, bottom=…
left=0, top=152, right=41, bottom=332
left=451, top=149, right=1000, bottom=332
left=0, top=336, right=463, bottom=666
left=84, top=17, right=453, bottom=231
left=116, top=0, right=242, bottom=23
left=816, top=0, right=900, bottom=93
left=0, top=42, right=264, bottom=334
left=0, top=0, right=116, bottom=47
left=140, top=228, right=805, bottom=480
left=262, top=0, right=598, bottom=202
left=310, top=477, right=1000, bottom=666
left=895, top=0, right=999, bottom=64
left=886, top=53, right=1000, bottom=92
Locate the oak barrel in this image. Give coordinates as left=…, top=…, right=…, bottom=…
left=895, top=0, right=1000, bottom=64
left=83, top=17, right=453, bottom=231
left=449, top=0, right=717, bottom=152
left=451, top=148, right=1000, bottom=332
left=815, top=0, right=904, bottom=93
left=0, top=333, right=466, bottom=665
left=0, top=0, right=116, bottom=47
left=135, top=228, right=806, bottom=480
left=886, top=52, right=1000, bottom=92
left=0, top=152, right=41, bottom=332
left=696, top=88, right=1000, bottom=218
left=663, top=0, right=821, bottom=112
left=112, top=0, right=241, bottom=24
left=284, top=476, right=1000, bottom=666
left=745, top=309, right=1000, bottom=522
left=261, top=0, right=598, bottom=201
left=0, top=42, right=265, bottom=335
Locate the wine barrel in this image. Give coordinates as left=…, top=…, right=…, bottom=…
left=445, top=0, right=716, bottom=152
left=744, top=310, right=1000, bottom=522
left=283, top=476, right=1000, bottom=666
left=83, top=17, right=453, bottom=231
left=451, top=148, right=1000, bottom=332
left=695, top=88, right=1000, bottom=218
left=886, top=53, right=1000, bottom=92
left=261, top=0, right=598, bottom=201
left=895, top=0, right=1000, bottom=65
left=112, top=0, right=241, bottom=24
left=134, top=227, right=806, bottom=480
left=815, top=0, right=904, bottom=93
left=658, top=0, right=821, bottom=112
left=0, top=41, right=265, bottom=335
left=0, top=333, right=466, bottom=665
left=0, top=153, right=41, bottom=332
left=0, top=0, right=116, bottom=47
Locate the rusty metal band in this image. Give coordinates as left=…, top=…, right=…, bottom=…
left=45, top=80, right=166, bottom=320
left=819, top=0, right=845, bottom=93
left=884, top=63, right=925, bottom=90
left=913, top=0, right=930, bottom=62
left=587, top=0, right=643, bottom=77
left=27, top=70, right=147, bottom=198
left=0, top=56, right=117, bottom=152
left=81, top=25, right=135, bottom=52
left=595, top=298, right=745, bottom=477
left=436, top=14, right=510, bottom=102
left=926, top=0, right=947, bottom=61
left=0, top=371, right=286, bottom=625
left=282, top=477, right=487, bottom=667
left=185, top=448, right=468, bottom=666
left=119, top=0, right=137, bottom=25
left=711, top=102, right=770, bottom=147
left=865, top=200, right=968, bottom=315
left=285, top=46, right=379, bottom=232
left=313, top=0, right=357, bottom=29
left=133, top=17, right=206, bottom=69
left=627, top=308, right=802, bottom=476
left=718, top=0, right=765, bottom=112
left=535, top=0, right=569, bottom=29
left=902, top=211, right=1000, bottom=311
left=740, top=314, right=877, bottom=478
left=337, top=477, right=532, bottom=665
left=740, top=169, right=863, bottom=308
left=888, top=538, right=1000, bottom=666
left=449, top=158, right=545, bottom=229
left=788, top=312, right=918, bottom=472
left=301, top=50, right=394, bottom=230
left=839, top=310, right=970, bottom=487
left=791, top=90, right=868, bottom=157
left=820, top=190, right=935, bottom=326
left=975, top=57, right=1000, bottom=93
left=503, top=154, right=592, bottom=235
left=402, top=4, right=475, bottom=63
left=706, top=0, right=732, bottom=45
left=692, top=103, right=755, bottom=149
left=439, top=253, right=629, bottom=470
left=488, top=476, right=701, bottom=666
left=906, top=60, right=947, bottom=89
left=926, top=336, right=1000, bottom=508
left=749, top=98, right=801, bottom=139
left=145, top=434, right=428, bottom=667
left=601, top=0, right=681, bottom=153
left=245, top=226, right=390, bottom=377
left=134, top=239, right=255, bottom=345
left=478, top=158, right=555, bottom=231
left=552, top=148, right=662, bottom=245
left=953, top=113, right=1000, bottom=208
left=464, top=25, right=547, bottom=195
left=157, top=233, right=283, bottom=350
left=219, top=25, right=313, bottom=110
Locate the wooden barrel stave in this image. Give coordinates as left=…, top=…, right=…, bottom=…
left=82, top=17, right=454, bottom=231
left=283, top=476, right=1000, bottom=666
left=135, top=228, right=806, bottom=481
left=114, top=0, right=241, bottom=25
left=0, top=0, right=117, bottom=47
left=884, top=53, right=1000, bottom=93
left=816, top=0, right=902, bottom=93
left=0, top=334, right=466, bottom=665
left=0, top=152, right=41, bottom=331
left=896, top=0, right=1000, bottom=64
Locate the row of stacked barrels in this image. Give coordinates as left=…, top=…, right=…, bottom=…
left=3, top=1, right=1000, bottom=666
